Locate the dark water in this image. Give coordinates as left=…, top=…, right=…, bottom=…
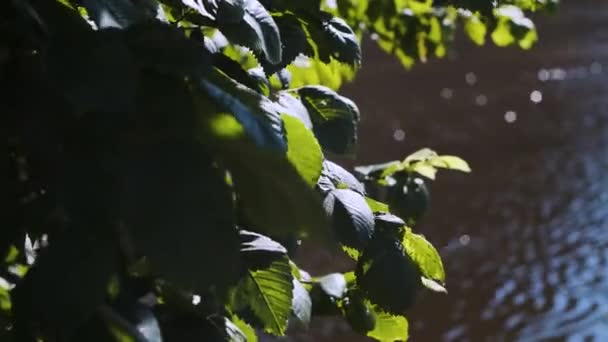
left=294, top=0, right=608, bottom=340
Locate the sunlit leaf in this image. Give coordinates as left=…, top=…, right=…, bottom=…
left=421, top=277, right=447, bottom=293
left=366, top=311, right=409, bottom=342
left=287, top=55, right=356, bottom=90
left=463, top=12, right=486, bottom=46
left=403, top=148, right=438, bottom=164
left=316, top=273, right=347, bottom=298
left=402, top=228, right=445, bottom=285
left=291, top=278, right=312, bottom=328
left=232, top=315, right=258, bottom=341
left=410, top=163, right=437, bottom=180
left=282, top=115, right=324, bottom=187
left=365, top=197, right=390, bottom=213
left=429, top=155, right=472, bottom=172
left=234, top=232, right=293, bottom=336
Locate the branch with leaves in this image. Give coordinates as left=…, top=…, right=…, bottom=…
left=3, top=0, right=553, bottom=340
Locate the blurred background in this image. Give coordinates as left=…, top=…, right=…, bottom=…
left=294, top=0, right=608, bottom=340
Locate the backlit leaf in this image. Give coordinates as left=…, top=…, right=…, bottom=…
left=366, top=311, right=409, bottom=342
left=282, top=115, right=324, bottom=187
left=402, top=228, right=445, bottom=285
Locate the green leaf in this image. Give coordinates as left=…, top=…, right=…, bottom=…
left=231, top=315, right=258, bottom=342
left=296, top=85, right=360, bottom=155
left=0, top=278, right=12, bottom=313
left=402, top=228, right=445, bottom=286
left=409, top=163, right=437, bottom=180
left=219, top=0, right=282, bottom=65
left=224, top=315, right=249, bottom=342
left=287, top=56, right=356, bottom=90
left=234, top=242, right=293, bottom=335
left=291, top=278, right=312, bottom=329
left=282, top=115, right=324, bottom=187
left=198, top=110, right=329, bottom=241
left=429, top=155, right=471, bottom=172
left=324, top=189, right=375, bottom=252
left=403, top=148, right=438, bottom=164
left=366, top=197, right=390, bottom=213
left=367, top=311, right=409, bottom=342
left=463, top=12, right=486, bottom=46
left=491, top=5, right=537, bottom=49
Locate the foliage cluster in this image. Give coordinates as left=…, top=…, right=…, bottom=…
left=4, top=0, right=554, bottom=340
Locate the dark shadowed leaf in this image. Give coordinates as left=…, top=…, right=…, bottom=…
left=12, top=231, right=119, bottom=339
left=261, top=13, right=313, bottom=74
left=374, top=213, right=405, bottom=233
left=296, top=86, right=360, bottom=154
left=120, top=141, right=240, bottom=293
left=126, top=22, right=212, bottom=76
left=197, top=102, right=329, bottom=241
left=321, top=160, right=365, bottom=195
left=46, top=29, right=137, bottom=114
left=321, top=15, right=361, bottom=66
left=219, top=0, right=282, bottom=64
left=217, top=0, right=246, bottom=24
left=275, top=91, right=313, bottom=128
left=82, top=0, right=150, bottom=29
left=211, top=54, right=267, bottom=93
left=200, top=68, right=286, bottom=151
left=323, top=189, right=374, bottom=253
left=356, top=232, right=422, bottom=314
left=344, top=290, right=376, bottom=334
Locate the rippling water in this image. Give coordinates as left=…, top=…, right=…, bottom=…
left=295, top=0, right=608, bottom=340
